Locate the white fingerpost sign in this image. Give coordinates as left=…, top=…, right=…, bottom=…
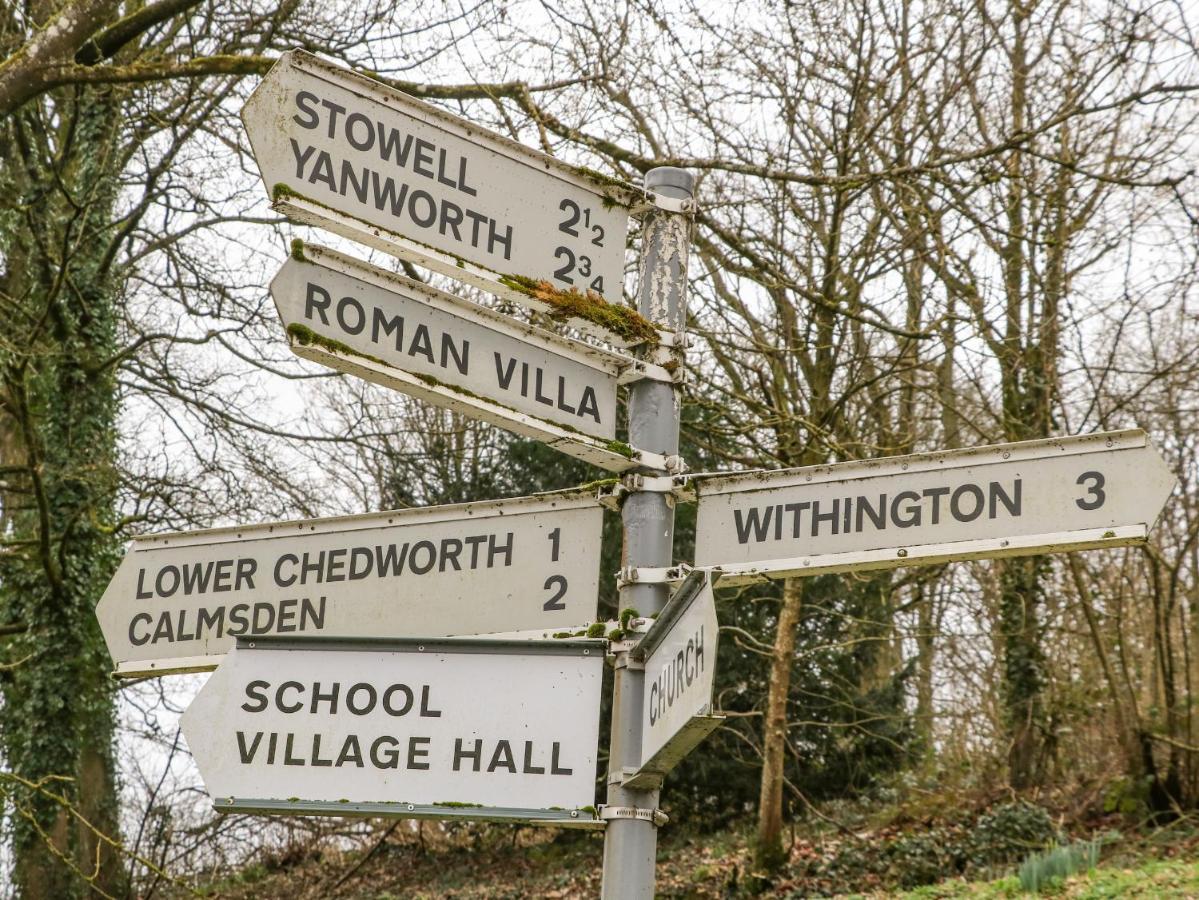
left=693, top=429, right=1176, bottom=584
left=182, top=636, right=604, bottom=824
left=275, top=244, right=620, bottom=439
left=242, top=51, right=645, bottom=345
left=96, top=490, right=602, bottom=677
left=270, top=244, right=665, bottom=473
left=624, top=570, right=722, bottom=789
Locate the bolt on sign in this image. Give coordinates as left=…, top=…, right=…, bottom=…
left=96, top=489, right=602, bottom=677
left=183, top=636, right=604, bottom=824
left=624, top=570, right=723, bottom=790
left=693, top=429, right=1176, bottom=584
left=271, top=244, right=658, bottom=473
left=243, top=50, right=641, bottom=343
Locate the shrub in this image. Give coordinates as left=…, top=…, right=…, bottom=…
left=886, top=830, right=962, bottom=888
left=967, top=801, right=1058, bottom=870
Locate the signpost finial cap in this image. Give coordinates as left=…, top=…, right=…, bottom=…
left=644, top=167, right=695, bottom=198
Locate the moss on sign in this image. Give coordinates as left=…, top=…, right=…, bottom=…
left=604, top=440, right=636, bottom=459
left=286, top=323, right=386, bottom=369
left=498, top=275, right=659, bottom=346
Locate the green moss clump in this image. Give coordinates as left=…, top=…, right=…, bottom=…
left=551, top=631, right=573, bottom=639
left=501, top=273, right=540, bottom=292
left=619, top=608, right=639, bottom=628
left=435, top=800, right=483, bottom=809
left=290, top=238, right=306, bottom=262
left=579, top=805, right=597, bottom=816
left=586, top=622, right=606, bottom=638
left=498, top=276, right=659, bottom=346
left=605, top=440, right=635, bottom=459
left=607, top=627, right=626, bottom=642
left=272, top=182, right=297, bottom=201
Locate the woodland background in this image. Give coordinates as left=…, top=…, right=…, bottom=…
left=0, top=0, right=1198, bottom=897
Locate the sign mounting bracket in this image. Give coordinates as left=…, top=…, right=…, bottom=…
left=598, top=805, right=669, bottom=827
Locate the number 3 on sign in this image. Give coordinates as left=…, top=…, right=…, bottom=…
left=1076, top=471, right=1105, bottom=510
left=544, top=528, right=567, bottom=610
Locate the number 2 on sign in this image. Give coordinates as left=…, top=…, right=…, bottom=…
left=543, top=575, right=568, bottom=611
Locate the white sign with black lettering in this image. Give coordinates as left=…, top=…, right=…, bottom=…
left=182, top=637, right=604, bottom=822
left=694, top=429, right=1176, bottom=584
left=243, top=51, right=638, bottom=338
left=273, top=244, right=619, bottom=441
left=96, top=490, right=601, bottom=677
left=625, top=571, right=722, bottom=788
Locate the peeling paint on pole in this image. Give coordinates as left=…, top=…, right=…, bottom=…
left=641, top=213, right=691, bottom=324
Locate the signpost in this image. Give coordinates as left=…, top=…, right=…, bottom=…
left=182, top=635, right=605, bottom=824
left=623, top=570, right=722, bottom=789
left=693, top=429, right=1176, bottom=584
left=273, top=243, right=665, bottom=473
left=97, top=489, right=602, bottom=677
left=242, top=50, right=647, bottom=346
left=102, top=47, right=1185, bottom=900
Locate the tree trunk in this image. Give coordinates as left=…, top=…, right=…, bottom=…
left=0, top=88, right=127, bottom=898
left=999, top=555, right=1047, bottom=789
left=914, top=584, right=936, bottom=755
left=752, top=578, right=805, bottom=876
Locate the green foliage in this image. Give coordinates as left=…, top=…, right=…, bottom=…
left=1017, top=840, right=1099, bottom=893
left=967, top=802, right=1058, bottom=869
left=890, top=831, right=964, bottom=889
left=1103, top=775, right=1152, bottom=817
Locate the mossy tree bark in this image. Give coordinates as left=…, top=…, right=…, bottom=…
left=0, top=83, right=126, bottom=896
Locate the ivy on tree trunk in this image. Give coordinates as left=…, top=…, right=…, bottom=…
left=0, top=86, right=127, bottom=898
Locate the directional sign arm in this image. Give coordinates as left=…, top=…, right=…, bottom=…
left=625, top=570, right=723, bottom=788
left=270, top=244, right=667, bottom=472
left=242, top=51, right=653, bottom=347
left=97, top=488, right=605, bottom=676
left=693, top=429, right=1177, bottom=584
left=182, top=636, right=606, bottom=823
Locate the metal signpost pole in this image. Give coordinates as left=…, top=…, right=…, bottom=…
left=601, top=167, right=695, bottom=899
